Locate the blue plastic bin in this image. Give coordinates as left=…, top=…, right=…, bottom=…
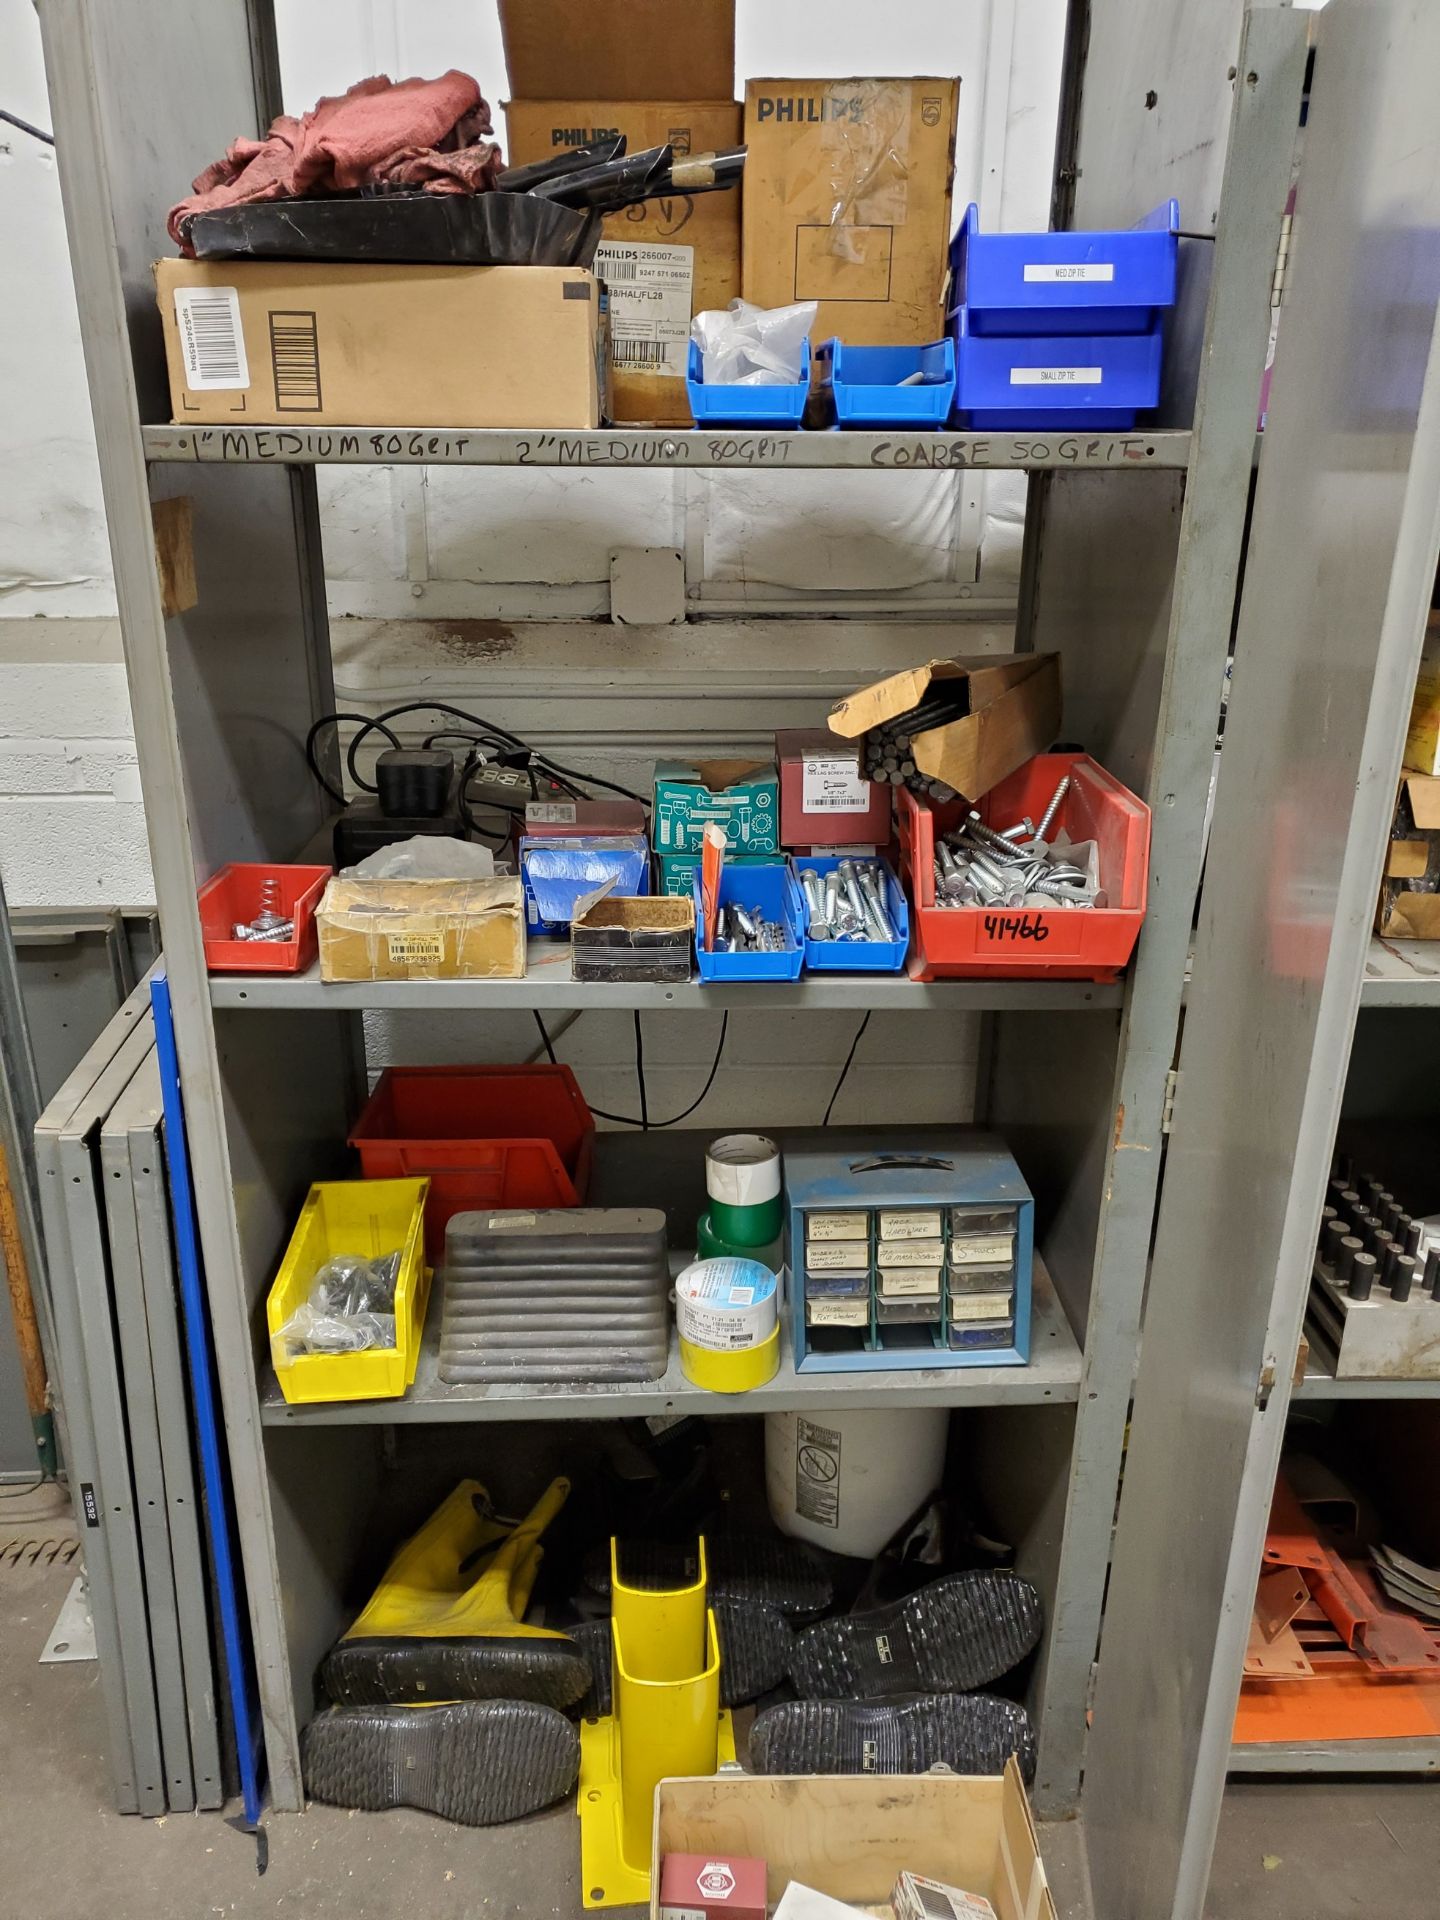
left=951, top=199, right=1179, bottom=337
left=685, top=338, right=811, bottom=429
left=816, top=339, right=955, bottom=429
left=792, top=856, right=909, bottom=973
left=952, top=307, right=1164, bottom=430
left=692, top=863, right=804, bottom=983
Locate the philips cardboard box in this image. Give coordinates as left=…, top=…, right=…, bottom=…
left=742, top=77, right=959, bottom=346
left=156, top=259, right=603, bottom=429
left=501, top=0, right=741, bottom=425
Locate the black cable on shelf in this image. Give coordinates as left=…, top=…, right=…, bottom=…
left=531, top=1010, right=729, bottom=1129
left=823, top=1011, right=872, bottom=1125
left=634, top=1010, right=649, bottom=1132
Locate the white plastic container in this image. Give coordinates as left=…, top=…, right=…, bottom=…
left=764, top=1406, right=949, bottom=1557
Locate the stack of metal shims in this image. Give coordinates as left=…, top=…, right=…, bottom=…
left=439, top=1208, right=670, bottom=1384
left=932, top=777, right=1106, bottom=909
left=715, top=905, right=790, bottom=953
left=862, top=691, right=968, bottom=802
left=35, top=992, right=225, bottom=1816
left=799, top=860, right=898, bottom=943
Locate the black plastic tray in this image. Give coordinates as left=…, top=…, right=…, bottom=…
left=183, top=191, right=603, bottom=267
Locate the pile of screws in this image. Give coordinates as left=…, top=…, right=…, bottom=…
left=799, top=859, right=899, bottom=944
left=932, top=776, right=1107, bottom=910
left=715, top=903, right=791, bottom=954
left=861, top=693, right=964, bottom=803
left=231, top=877, right=295, bottom=944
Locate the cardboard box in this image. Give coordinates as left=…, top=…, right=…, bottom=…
left=776, top=728, right=891, bottom=848
left=742, top=78, right=959, bottom=346
left=652, top=1764, right=1054, bottom=1920
left=653, top=760, right=779, bottom=855
left=659, top=1853, right=767, bottom=1920
left=1403, top=613, right=1440, bottom=774
left=658, top=852, right=779, bottom=898
left=828, top=655, right=1060, bottom=803
left=316, top=877, right=525, bottom=982
left=572, top=894, right=694, bottom=984
left=501, top=0, right=740, bottom=425
left=1376, top=775, right=1440, bottom=939
left=155, top=259, right=603, bottom=429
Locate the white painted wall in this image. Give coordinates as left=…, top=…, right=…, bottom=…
left=0, top=0, right=1065, bottom=970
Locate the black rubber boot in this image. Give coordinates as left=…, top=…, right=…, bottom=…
left=750, top=1692, right=1037, bottom=1782
left=302, top=1698, right=580, bottom=1824
left=788, top=1570, right=1042, bottom=1698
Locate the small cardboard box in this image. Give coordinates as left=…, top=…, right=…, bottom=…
left=572, top=893, right=694, bottom=984
left=828, top=656, right=1061, bottom=803
left=501, top=0, right=740, bottom=426
left=776, top=728, right=891, bottom=848
left=155, top=259, right=603, bottom=429
left=659, top=1853, right=767, bottom=1920
left=1403, top=613, right=1440, bottom=775
left=652, top=1764, right=1054, bottom=1920
left=742, top=77, right=959, bottom=346
left=316, top=877, right=525, bottom=982
left=1377, top=774, right=1440, bottom=939
left=653, top=760, right=779, bottom=854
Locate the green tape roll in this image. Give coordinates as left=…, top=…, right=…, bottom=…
left=698, top=1210, right=782, bottom=1270
left=709, top=1192, right=783, bottom=1246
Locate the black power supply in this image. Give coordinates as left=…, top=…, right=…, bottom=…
left=334, top=748, right=463, bottom=866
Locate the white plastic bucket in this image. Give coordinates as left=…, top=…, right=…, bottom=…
left=764, top=1406, right=950, bottom=1558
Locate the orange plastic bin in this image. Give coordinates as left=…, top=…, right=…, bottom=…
left=897, top=751, right=1150, bottom=982
left=348, top=1065, right=595, bottom=1262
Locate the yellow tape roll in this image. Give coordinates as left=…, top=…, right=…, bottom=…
left=678, top=1325, right=780, bottom=1393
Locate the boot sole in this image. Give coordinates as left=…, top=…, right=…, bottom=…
left=570, top=1598, right=792, bottom=1716
left=322, top=1633, right=591, bottom=1711
left=789, top=1571, right=1042, bottom=1698
left=303, top=1698, right=579, bottom=1824
left=750, top=1693, right=1036, bottom=1782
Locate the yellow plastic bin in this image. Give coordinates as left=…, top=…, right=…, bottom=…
left=267, top=1178, right=430, bottom=1404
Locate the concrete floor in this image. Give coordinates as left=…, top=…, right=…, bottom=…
left=3, top=1535, right=1439, bottom=1920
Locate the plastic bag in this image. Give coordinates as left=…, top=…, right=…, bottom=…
left=692, top=298, right=818, bottom=385
left=342, top=835, right=496, bottom=881
left=277, top=1251, right=401, bottom=1358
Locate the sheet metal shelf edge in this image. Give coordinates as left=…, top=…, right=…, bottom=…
left=142, top=423, right=1193, bottom=472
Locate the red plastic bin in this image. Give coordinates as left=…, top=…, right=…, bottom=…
left=198, top=862, right=332, bottom=973
left=897, top=752, right=1150, bottom=981
left=348, top=1065, right=595, bottom=1262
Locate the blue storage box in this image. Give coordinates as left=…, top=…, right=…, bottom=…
left=952, top=307, right=1164, bottom=430
left=692, top=863, right=804, bottom=983
left=816, top=338, right=955, bottom=429
left=792, top=855, right=909, bottom=974
left=686, top=339, right=810, bottom=429
left=951, top=199, right=1179, bottom=337
left=785, top=1135, right=1035, bottom=1372
left=520, top=833, right=649, bottom=937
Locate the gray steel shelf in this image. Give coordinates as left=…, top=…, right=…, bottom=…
left=1360, top=937, right=1440, bottom=1005
left=259, top=1254, right=1080, bottom=1426
left=209, top=951, right=1123, bottom=1012
left=1230, top=1739, right=1440, bottom=1775
left=142, top=423, right=1191, bottom=472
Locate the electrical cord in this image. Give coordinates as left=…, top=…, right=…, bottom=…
left=305, top=712, right=401, bottom=807
left=823, top=1012, right=871, bottom=1125
left=633, top=1011, right=649, bottom=1131
left=313, top=701, right=651, bottom=808
left=0, top=108, right=54, bottom=146
left=532, top=1010, right=728, bottom=1128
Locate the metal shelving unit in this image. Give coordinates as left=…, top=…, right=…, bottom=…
left=1081, top=4, right=1440, bottom=1917
left=40, top=0, right=1312, bottom=1901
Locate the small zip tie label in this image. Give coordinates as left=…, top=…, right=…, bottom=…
left=1010, top=365, right=1103, bottom=386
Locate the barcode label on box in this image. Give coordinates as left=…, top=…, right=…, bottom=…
left=1023, top=262, right=1115, bottom=283
left=1010, top=366, right=1103, bottom=386
left=594, top=242, right=693, bottom=379
left=269, top=310, right=322, bottom=410
left=802, top=752, right=870, bottom=813
left=385, top=933, right=444, bottom=964
left=175, top=286, right=249, bottom=390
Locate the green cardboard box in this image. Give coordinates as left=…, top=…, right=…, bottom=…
left=657, top=852, right=782, bottom=898
left=653, top=759, right=779, bottom=855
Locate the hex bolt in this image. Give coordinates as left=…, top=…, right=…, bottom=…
left=800, top=868, right=831, bottom=938
left=964, top=812, right=1026, bottom=861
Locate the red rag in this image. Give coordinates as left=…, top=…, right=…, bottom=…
left=168, top=71, right=499, bottom=251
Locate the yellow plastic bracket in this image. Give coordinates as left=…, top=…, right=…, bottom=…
left=577, top=1536, right=736, bottom=1909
